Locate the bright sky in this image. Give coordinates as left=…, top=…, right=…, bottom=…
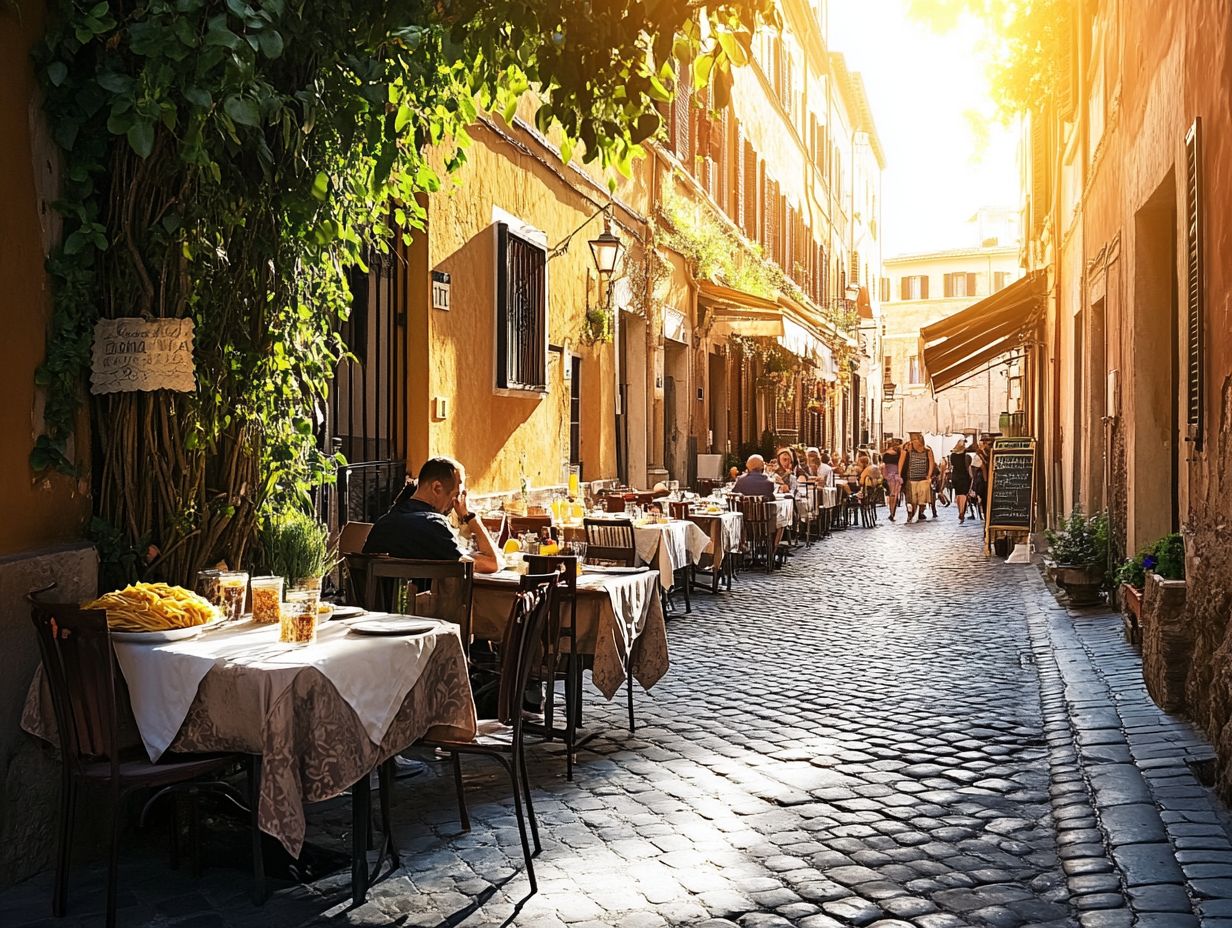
left=827, top=0, right=1021, bottom=257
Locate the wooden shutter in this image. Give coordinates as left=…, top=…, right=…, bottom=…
left=711, top=106, right=727, bottom=205
left=1030, top=113, right=1050, bottom=237
left=966, top=272, right=977, bottom=296
left=745, top=145, right=759, bottom=238
left=1185, top=117, right=1204, bottom=446
left=943, top=273, right=954, bottom=298
left=921, top=275, right=929, bottom=300
left=733, top=125, right=745, bottom=229
left=673, top=81, right=691, bottom=162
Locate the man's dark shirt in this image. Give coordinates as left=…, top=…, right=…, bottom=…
left=732, top=470, right=777, bottom=500
left=363, top=498, right=464, bottom=560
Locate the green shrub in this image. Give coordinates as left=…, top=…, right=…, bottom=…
left=1112, top=531, right=1186, bottom=588
left=260, top=510, right=337, bottom=584
left=1045, top=509, right=1109, bottom=573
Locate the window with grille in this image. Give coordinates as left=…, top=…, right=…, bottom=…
left=1185, top=117, right=1204, bottom=446
left=900, top=275, right=928, bottom=300
left=496, top=223, right=547, bottom=392
left=943, top=272, right=977, bottom=298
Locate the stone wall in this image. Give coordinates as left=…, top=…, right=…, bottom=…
left=0, top=543, right=97, bottom=887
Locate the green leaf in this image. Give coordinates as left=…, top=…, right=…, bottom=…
left=311, top=171, right=329, bottom=200
left=716, top=30, right=748, bottom=67
left=127, top=120, right=155, bottom=158
left=97, top=71, right=134, bottom=95
left=224, top=95, right=260, bottom=127
left=257, top=29, right=283, bottom=59
left=184, top=86, right=212, bottom=107
left=205, top=18, right=240, bottom=49
left=47, top=62, right=68, bottom=87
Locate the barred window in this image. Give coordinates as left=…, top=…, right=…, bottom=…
left=1185, top=117, right=1205, bottom=446
left=496, top=223, right=547, bottom=392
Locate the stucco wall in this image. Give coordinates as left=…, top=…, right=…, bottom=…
left=0, top=3, right=91, bottom=556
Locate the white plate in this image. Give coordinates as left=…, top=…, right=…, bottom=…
left=110, top=619, right=224, bottom=643
left=348, top=618, right=438, bottom=636
left=582, top=564, right=647, bottom=574
left=330, top=605, right=367, bottom=620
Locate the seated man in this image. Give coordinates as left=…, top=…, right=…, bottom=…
left=732, top=454, right=777, bottom=500
left=364, top=456, right=502, bottom=574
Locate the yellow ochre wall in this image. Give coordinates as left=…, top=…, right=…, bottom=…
left=0, top=5, right=91, bottom=556
left=421, top=116, right=648, bottom=495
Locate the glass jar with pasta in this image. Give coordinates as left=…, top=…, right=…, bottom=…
left=281, top=587, right=319, bottom=645
left=218, top=571, right=249, bottom=622
left=249, top=576, right=283, bottom=624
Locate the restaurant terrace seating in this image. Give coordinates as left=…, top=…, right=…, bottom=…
left=347, top=555, right=475, bottom=643
left=419, top=578, right=555, bottom=893
left=27, top=590, right=264, bottom=928
left=582, top=518, right=638, bottom=567
left=524, top=554, right=582, bottom=779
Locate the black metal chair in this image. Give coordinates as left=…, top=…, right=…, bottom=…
left=420, top=578, right=556, bottom=893
left=27, top=590, right=264, bottom=928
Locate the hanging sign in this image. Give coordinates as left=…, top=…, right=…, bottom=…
left=984, top=437, right=1037, bottom=555
left=91, top=317, right=196, bottom=394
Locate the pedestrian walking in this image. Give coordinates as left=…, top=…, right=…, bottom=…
left=950, top=439, right=973, bottom=523
left=882, top=437, right=903, bottom=521
left=902, top=432, right=935, bottom=523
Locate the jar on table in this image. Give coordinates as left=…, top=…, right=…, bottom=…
left=281, top=586, right=319, bottom=645
left=218, top=571, right=249, bottom=622
left=249, top=576, right=283, bottom=625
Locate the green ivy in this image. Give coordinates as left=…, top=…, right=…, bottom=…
left=32, top=0, right=775, bottom=582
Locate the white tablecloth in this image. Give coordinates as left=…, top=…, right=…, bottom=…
left=772, top=498, right=795, bottom=529
left=634, top=520, right=711, bottom=576
left=113, top=613, right=451, bottom=761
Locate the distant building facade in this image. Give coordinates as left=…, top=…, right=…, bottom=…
left=881, top=231, right=1022, bottom=440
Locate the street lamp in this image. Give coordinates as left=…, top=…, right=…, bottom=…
left=588, top=215, right=624, bottom=279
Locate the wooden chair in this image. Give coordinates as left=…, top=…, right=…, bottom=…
left=604, top=494, right=629, bottom=514
left=523, top=555, right=582, bottom=780
left=695, top=479, right=719, bottom=497
left=347, top=555, right=475, bottom=643
left=337, top=520, right=373, bottom=554
left=740, top=497, right=776, bottom=574
left=668, top=500, right=690, bottom=521
left=582, top=519, right=638, bottom=567
left=27, top=591, right=264, bottom=928
left=481, top=514, right=509, bottom=548
left=420, top=579, right=555, bottom=893
left=508, top=514, right=553, bottom=538
left=724, top=494, right=744, bottom=577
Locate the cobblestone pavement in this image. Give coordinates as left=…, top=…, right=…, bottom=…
left=5, top=514, right=1232, bottom=928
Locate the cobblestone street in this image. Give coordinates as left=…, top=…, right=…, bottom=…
left=5, top=516, right=1232, bottom=928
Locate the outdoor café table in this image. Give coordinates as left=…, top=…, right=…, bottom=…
left=687, top=509, right=743, bottom=592
left=770, top=496, right=795, bottom=529
left=562, top=517, right=709, bottom=581
left=22, top=613, right=476, bottom=902
left=472, top=568, right=668, bottom=701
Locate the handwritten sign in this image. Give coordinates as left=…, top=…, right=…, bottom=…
left=987, top=450, right=1034, bottom=529
left=91, top=317, right=196, bottom=394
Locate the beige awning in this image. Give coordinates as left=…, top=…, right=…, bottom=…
left=699, top=281, right=785, bottom=337
left=921, top=271, right=1046, bottom=392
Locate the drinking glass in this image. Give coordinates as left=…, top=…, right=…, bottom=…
left=568, top=465, right=581, bottom=499
left=218, top=571, right=249, bottom=622
left=195, top=569, right=223, bottom=607
left=281, top=587, right=319, bottom=645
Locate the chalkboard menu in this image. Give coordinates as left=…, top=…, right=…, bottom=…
left=987, top=447, right=1035, bottom=530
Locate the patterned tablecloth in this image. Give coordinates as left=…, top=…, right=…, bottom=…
left=23, top=615, right=476, bottom=857
left=472, top=568, right=668, bottom=699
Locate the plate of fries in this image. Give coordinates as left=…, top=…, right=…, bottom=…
left=84, top=582, right=223, bottom=643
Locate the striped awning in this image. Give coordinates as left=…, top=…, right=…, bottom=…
left=921, top=271, right=1047, bottom=392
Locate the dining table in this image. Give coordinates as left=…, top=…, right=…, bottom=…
left=471, top=567, right=668, bottom=699
left=560, top=516, right=710, bottom=582
left=22, top=613, right=476, bottom=903
left=687, top=509, right=744, bottom=592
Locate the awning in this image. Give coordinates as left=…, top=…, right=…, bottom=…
left=856, top=286, right=873, bottom=319
left=699, top=280, right=785, bottom=337
left=921, top=271, right=1047, bottom=393
left=778, top=315, right=836, bottom=373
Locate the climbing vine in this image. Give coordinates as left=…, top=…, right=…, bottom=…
left=32, top=0, right=776, bottom=584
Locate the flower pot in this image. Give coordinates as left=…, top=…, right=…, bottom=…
left=1120, top=583, right=1143, bottom=648
left=1054, top=564, right=1105, bottom=606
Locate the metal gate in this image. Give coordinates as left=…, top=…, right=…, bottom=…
left=321, top=248, right=408, bottom=530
